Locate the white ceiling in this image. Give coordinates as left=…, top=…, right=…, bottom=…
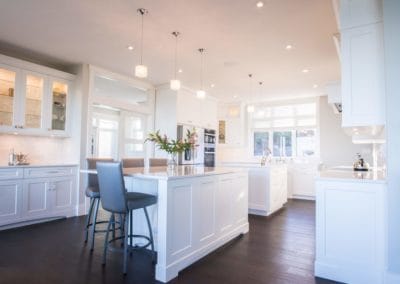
left=0, top=0, right=340, bottom=102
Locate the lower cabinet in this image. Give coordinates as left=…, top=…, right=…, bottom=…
left=0, top=180, right=23, bottom=225
left=0, top=166, right=77, bottom=228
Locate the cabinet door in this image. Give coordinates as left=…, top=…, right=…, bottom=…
left=0, top=64, right=20, bottom=130
left=0, top=180, right=22, bottom=225
left=341, top=23, right=385, bottom=127
left=22, top=178, right=51, bottom=218
left=51, top=176, right=75, bottom=214
left=21, top=71, right=46, bottom=130
left=49, top=78, right=70, bottom=133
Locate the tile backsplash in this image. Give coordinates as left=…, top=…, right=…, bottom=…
left=0, top=134, right=78, bottom=165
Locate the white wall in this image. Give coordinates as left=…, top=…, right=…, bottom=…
left=384, top=0, right=400, bottom=277
left=0, top=134, right=78, bottom=164
left=319, top=96, right=372, bottom=167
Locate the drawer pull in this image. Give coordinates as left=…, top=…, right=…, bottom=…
left=47, top=171, right=61, bottom=174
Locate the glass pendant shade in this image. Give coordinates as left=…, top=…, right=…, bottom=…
left=135, top=64, right=148, bottom=78
left=247, top=105, right=255, bottom=113
left=170, top=79, right=181, bottom=91
left=196, top=90, right=206, bottom=99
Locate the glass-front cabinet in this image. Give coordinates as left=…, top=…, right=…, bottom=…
left=51, top=80, right=68, bottom=132
left=0, top=54, right=74, bottom=136
left=24, top=72, right=45, bottom=129
left=0, top=66, right=17, bottom=128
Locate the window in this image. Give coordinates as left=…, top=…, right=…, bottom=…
left=250, top=100, right=318, bottom=157
left=122, top=112, right=146, bottom=157
left=254, top=132, right=269, bottom=156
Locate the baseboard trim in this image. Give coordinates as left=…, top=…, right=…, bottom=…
left=315, top=261, right=384, bottom=284
left=0, top=216, right=66, bottom=231
left=290, top=195, right=315, bottom=201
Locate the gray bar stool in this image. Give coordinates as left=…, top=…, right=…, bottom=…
left=84, top=157, right=115, bottom=250
left=97, top=162, right=157, bottom=274
left=121, top=158, right=144, bottom=168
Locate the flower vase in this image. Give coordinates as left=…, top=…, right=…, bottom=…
left=167, top=153, right=178, bottom=169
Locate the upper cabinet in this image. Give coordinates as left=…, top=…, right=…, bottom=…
left=0, top=54, right=75, bottom=136
left=339, top=0, right=385, bottom=127
left=340, top=0, right=382, bottom=29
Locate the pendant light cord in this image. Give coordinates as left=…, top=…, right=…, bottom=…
left=140, top=12, right=144, bottom=65
left=199, top=48, right=204, bottom=90
left=174, top=33, right=178, bottom=79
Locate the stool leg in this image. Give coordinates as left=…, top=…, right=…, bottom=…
left=129, top=210, right=133, bottom=247
left=112, top=213, right=116, bottom=240
left=123, top=212, right=129, bottom=275
left=84, top=197, right=95, bottom=243
left=119, top=214, right=124, bottom=236
left=90, top=198, right=100, bottom=251
left=144, top=207, right=155, bottom=259
left=102, top=214, right=113, bottom=265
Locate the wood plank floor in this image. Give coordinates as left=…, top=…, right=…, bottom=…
left=0, top=200, right=339, bottom=284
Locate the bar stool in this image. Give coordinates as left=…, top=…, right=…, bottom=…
left=149, top=158, right=167, bottom=167
left=96, top=162, right=157, bottom=274
left=84, top=157, right=114, bottom=250
left=121, top=158, right=144, bottom=168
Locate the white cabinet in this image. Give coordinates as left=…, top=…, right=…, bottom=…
left=340, top=0, right=382, bottom=30
left=0, top=54, right=74, bottom=137
left=0, top=180, right=22, bottom=224
left=22, top=178, right=51, bottom=218
left=315, top=179, right=386, bottom=283
left=247, top=165, right=287, bottom=216
left=0, top=165, right=77, bottom=228
left=341, top=23, right=385, bottom=127
left=339, top=0, right=385, bottom=127
left=288, top=163, right=318, bottom=199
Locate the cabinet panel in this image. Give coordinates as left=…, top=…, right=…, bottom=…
left=340, top=0, right=382, bottom=30
left=0, top=168, right=23, bottom=180
left=24, top=167, right=75, bottom=178
left=341, top=23, right=385, bottom=126
left=0, top=180, right=22, bottom=224
left=216, top=177, right=233, bottom=233
left=22, top=178, right=50, bottom=218
left=232, top=174, right=248, bottom=225
left=52, top=177, right=74, bottom=212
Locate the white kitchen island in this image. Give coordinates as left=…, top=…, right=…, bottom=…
left=315, top=169, right=386, bottom=284
left=116, top=166, right=248, bottom=283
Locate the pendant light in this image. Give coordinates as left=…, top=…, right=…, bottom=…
left=196, top=48, right=206, bottom=99
left=247, top=74, right=255, bottom=113
left=170, top=31, right=181, bottom=91
left=135, top=8, right=148, bottom=78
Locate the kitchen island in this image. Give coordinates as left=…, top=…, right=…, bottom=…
left=314, top=169, right=386, bottom=284
left=84, top=165, right=249, bottom=283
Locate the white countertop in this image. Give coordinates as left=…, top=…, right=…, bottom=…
left=82, top=165, right=246, bottom=180
left=0, top=163, right=79, bottom=169
left=316, top=169, right=386, bottom=184
left=220, top=161, right=287, bottom=168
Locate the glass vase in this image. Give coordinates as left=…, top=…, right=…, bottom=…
left=167, top=153, right=178, bottom=169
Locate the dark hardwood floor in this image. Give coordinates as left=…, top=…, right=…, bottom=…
left=0, top=200, right=339, bottom=284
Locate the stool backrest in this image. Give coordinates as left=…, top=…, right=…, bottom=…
left=87, top=158, right=114, bottom=187
left=96, top=162, right=126, bottom=214
left=122, top=158, right=144, bottom=168
left=149, top=158, right=167, bottom=167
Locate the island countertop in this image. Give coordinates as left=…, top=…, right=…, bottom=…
left=316, top=169, right=386, bottom=184
left=81, top=165, right=246, bottom=180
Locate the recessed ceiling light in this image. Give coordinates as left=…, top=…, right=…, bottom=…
left=178, top=68, right=183, bottom=73
left=285, top=44, right=293, bottom=50
left=233, top=95, right=238, bottom=98
left=211, top=84, right=215, bottom=88
left=127, top=45, right=134, bottom=50
left=256, top=1, right=264, bottom=8
left=302, top=69, right=309, bottom=73
left=313, top=84, right=318, bottom=88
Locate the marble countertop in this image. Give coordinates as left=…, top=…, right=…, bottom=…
left=82, top=165, right=246, bottom=180
left=0, top=163, right=79, bottom=169
left=316, top=169, right=386, bottom=184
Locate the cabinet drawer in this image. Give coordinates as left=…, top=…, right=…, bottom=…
left=24, top=167, right=76, bottom=178
left=0, top=168, right=24, bottom=180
